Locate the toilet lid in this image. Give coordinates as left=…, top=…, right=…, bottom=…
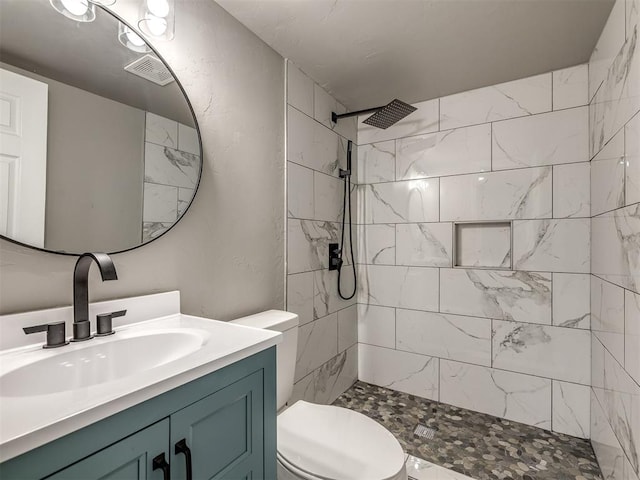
left=278, top=401, right=405, bottom=480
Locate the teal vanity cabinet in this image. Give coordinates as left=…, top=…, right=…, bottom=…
left=0, top=348, right=276, bottom=480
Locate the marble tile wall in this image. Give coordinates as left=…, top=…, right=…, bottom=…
left=143, top=112, right=200, bottom=242
left=286, top=60, right=359, bottom=405
left=355, top=63, right=593, bottom=439
left=589, top=0, right=640, bottom=478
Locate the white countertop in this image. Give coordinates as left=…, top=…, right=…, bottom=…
left=0, top=292, right=281, bottom=462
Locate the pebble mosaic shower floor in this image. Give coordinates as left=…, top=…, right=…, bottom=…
left=333, top=382, right=603, bottom=480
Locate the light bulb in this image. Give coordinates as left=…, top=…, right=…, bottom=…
left=125, top=28, right=145, bottom=47
left=61, top=0, right=88, bottom=15
left=145, top=15, right=167, bottom=36
left=147, top=0, right=169, bottom=17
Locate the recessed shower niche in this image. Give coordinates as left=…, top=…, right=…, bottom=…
left=453, top=221, right=512, bottom=269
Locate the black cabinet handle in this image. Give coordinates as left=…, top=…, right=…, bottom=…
left=174, top=439, right=193, bottom=480
left=152, top=452, right=170, bottom=480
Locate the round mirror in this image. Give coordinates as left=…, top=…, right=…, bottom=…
left=0, top=0, right=202, bottom=255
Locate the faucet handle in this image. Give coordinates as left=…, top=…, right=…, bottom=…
left=95, top=309, right=126, bottom=337
left=23, top=322, right=69, bottom=349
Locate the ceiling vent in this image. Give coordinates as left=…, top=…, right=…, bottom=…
left=124, top=54, right=175, bottom=86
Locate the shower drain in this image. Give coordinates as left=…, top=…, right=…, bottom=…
left=413, top=424, right=437, bottom=439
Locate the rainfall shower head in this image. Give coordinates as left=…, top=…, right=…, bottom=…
left=331, top=99, right=417, bottom=130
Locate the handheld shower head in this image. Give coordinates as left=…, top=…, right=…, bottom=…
left=331, top=99, right=417, bottom=130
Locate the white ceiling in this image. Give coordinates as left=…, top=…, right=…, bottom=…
left=216, top=0, right=614, bottom=111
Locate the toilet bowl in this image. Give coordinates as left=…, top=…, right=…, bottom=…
left=232, top=311, right=407, bottom=480
left=277, top=401, right=407, bottom=480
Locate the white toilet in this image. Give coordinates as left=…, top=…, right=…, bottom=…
left=232, top=310, right=407, bottom=480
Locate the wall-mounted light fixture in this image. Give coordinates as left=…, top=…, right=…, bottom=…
left=118, top=22, right=151, bottom=53
left=49, top=0, right=96, bottom=22
left=138, top=0, right=175, bottom=41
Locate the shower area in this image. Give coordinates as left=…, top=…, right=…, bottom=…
left=285, top=0, right=638, bottom=477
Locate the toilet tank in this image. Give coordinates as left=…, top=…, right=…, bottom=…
left=231, top=310, right=299, bottom=411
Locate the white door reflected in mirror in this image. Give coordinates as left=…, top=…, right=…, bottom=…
left=0, top=68, right=48, bottom=248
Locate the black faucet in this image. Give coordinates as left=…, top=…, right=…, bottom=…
left=72, top=253, right=118, bottom=342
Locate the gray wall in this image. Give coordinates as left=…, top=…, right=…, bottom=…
left=0, top=0, right=285, bottom=320
left=1, top=62, right=145, bottom=253
left=44, top=75, right=144, bottom=253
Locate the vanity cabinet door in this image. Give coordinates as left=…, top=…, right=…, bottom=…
left=45, top=419, right=169, bottom=480
left=170, top=370, right=264, bottom=480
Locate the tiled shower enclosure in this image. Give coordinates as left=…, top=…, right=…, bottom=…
left=285, top=0, right=639, bottom=477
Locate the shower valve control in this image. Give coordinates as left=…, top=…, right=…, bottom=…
left=329, top=243, right=342, bottom=271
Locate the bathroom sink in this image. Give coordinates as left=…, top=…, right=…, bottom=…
left=0, top=292, right=282, bottom=463
left=0, top=329, right=207, bottom=397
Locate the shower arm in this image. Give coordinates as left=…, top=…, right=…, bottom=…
left=332, top=106, right=384, bottom=123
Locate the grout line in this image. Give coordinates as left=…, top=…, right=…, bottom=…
left=593, top=329, right=640, bottom=390
left=338, top=162, right=579, bottom=186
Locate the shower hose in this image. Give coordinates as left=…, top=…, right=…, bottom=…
left=337, top=161, right=357, bottom=300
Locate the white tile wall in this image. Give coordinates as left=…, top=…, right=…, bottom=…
left=357, top=141, right=395, bottom=184
left=492, top=320, right=591, bottom=384
left=492, top=107, right=589, bottom=170
left=177, top=188, right=193, bottom=217
left=146, top=112, right=177, bottom=147
left=287, top=219, right=338, bottom=274
left=287, top=61, right=314, bottom=117
left=625, top=289, right=640, bottom=384
left=359, top=344, right=439, bottom=400
left=553, top=162, right=591, bottom=218
left=440, top=74, right=551, bottom=130
left=395, top=124, right=491, bottom=180
left=588, top=0, right=626, bottom=101
left=314, top=268, right=356, bottom=319
left=358, top=304, right=395, bottom=348
left=552, top=381, right=591, bottom=438
left=626, top=113, right=640, bottom=206
left=553, top=65, right=589, bottom=111
left=589, top=4, right=640, bottom=158
left=338, top=305, right=357, bottom=352
left=396, top=309, right=491, bottom=366
left=143, top=183, right=177, bottom=222
left=287, top=162, right=314, bottom=219
left=288, top=105, right=347, bottom=177
left=290, top=346, right=358, bottom=405
left=589, top=1, right=640, bottom=475
left=512, top=219, right=590, bottom=273
left=360, top=265, right=439, bottom=311
left=356, top=64, right=595, bottom=438
left=439, top=360, right=552, bottom=429
left=357, top=224, right=395, bottom=265
left=592, top=204, right=640, bottom=292
left=178, top=124, right=199, bottom=155
left=142, top=113, right=201, bottom=242
left=314, top=173, right=343, bottom=222
left=287, top=271, right=314, bottom=326
left=591, top=275, right=625, bottom=333
left=591, top=129, right=625, bottom=216
left=552, top=273, right=590, bottom=329
left=362, top=179, right=440, bottom=224
left=286, top=61, right=359, bottom=404
left=395, top=223, right=452, bottom=267
left=440, top=269, right=551, bottom=325
left=295, top=313, right=338, bottom=382
left=440, top=167, right=552, bottom=221
left=144, top=143, right=199, bottom=188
